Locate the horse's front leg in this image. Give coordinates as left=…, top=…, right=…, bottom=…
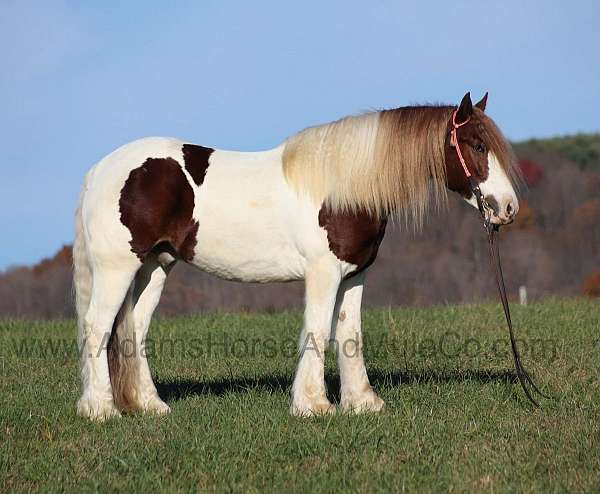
left=290, top=257, right=341, bottom=417
left=332, top=272, right=384, bottom=413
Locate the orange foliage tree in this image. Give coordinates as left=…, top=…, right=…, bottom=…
left=583, top=271, right=600, bottom=297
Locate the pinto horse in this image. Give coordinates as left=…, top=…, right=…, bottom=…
left=74, top=92, right=519, bottom=421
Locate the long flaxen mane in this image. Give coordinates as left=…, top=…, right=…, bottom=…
left=282, top=105, right=516, bottom=225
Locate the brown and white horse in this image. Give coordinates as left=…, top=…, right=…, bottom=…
left=74, top=92, right=518, bottom=421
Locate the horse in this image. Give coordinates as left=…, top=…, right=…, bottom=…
left=74, top=92, right=519, bottom=421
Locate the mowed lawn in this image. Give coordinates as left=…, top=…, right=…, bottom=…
left=1, top=298, right=599, bottom=492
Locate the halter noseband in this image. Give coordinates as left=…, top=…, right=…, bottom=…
left=450, top=110, right=491, bottom=223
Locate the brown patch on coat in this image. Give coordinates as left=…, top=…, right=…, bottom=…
left=119, top=157, right=199, bottom=262
left=318, top=204, right=387, bottom=278
left=182, top=144, right=214, bottom=186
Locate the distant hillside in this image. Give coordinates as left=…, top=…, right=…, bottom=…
left=513, top=133, right=600, bottom=170
left=1, top=134, right=600, bottom=318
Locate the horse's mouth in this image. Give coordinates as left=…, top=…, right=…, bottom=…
left=489, top=214, right=514, bottom=226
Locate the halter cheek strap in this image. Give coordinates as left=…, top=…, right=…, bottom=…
left=450, top=109, right=487, bottom=218
left=450, top=110, right=472, bottom=178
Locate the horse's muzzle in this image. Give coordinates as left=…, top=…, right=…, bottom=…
left=486, top=194, right=518, bottom=225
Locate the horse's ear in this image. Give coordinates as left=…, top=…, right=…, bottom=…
left=456, top=92, right=473, bottom=123
left=475, top=92, right=488, bottom=112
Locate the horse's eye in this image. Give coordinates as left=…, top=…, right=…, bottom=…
left=473, top=143, right=486, bottom=154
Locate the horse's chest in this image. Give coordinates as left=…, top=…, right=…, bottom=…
left=318, top=205, right=388, bottom=278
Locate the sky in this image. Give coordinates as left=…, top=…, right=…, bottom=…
left=1, top=0, right=599, bottom=270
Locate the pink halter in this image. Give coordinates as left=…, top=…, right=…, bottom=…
left=450, top=110, right=472, bottom=178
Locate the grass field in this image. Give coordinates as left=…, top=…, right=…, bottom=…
left=1, top=298, right=599, bottom=492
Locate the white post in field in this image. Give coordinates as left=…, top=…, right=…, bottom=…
left=519, top=286, right=527, bottom=306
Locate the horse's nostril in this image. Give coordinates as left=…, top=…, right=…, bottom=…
left=506, top=202, right=514, bottom=217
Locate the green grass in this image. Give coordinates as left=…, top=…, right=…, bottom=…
left=2, top=298, right=600, bottom=492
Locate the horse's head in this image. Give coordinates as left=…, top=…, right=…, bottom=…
left=444, top=92, right=519, bottom=225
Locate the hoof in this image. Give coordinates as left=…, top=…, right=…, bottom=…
left=341, top=390, right=385, bottom=414
left=290, top=398, right=336, bottom=418
left=77, top=396, right=121, bottom=422
left=142, top=396, right=171, bottom=415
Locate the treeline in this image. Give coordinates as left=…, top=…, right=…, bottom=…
left=1, top=135, right=599, bottom=318
left=514, top=133, right=600, bottom=171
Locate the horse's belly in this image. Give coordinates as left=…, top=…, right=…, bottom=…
left=188, top=164, right=314, bottom=282
left=165, top=145, right=334, bottom=282
left=191, top=219, right=306, bottom=282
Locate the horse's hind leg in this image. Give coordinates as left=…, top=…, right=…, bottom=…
left=77, top=261, right=139, bottom=421
left=109, top=255, right=172, bottom=414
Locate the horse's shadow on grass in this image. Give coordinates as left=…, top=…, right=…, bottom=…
left=156, top=368, right=518, bottom=404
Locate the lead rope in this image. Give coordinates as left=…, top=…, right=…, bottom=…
left=451, top=110, right=549, bottom=407
left=485, top=220, right=550, bottom=407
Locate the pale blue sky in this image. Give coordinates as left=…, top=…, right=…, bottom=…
left=1, top=1, right=599, bottom=269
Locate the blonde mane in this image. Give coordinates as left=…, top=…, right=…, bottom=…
left=282, top=106, right=457, bottom=225
left=283, top=104, right=518, bottom=228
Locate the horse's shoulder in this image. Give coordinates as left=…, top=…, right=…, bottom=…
left=318, top=204, right=387, bottom=276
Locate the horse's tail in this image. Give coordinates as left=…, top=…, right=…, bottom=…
left=107, top=284, right=138, bottom=411
left=73, top=170, right=93, bottom=352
